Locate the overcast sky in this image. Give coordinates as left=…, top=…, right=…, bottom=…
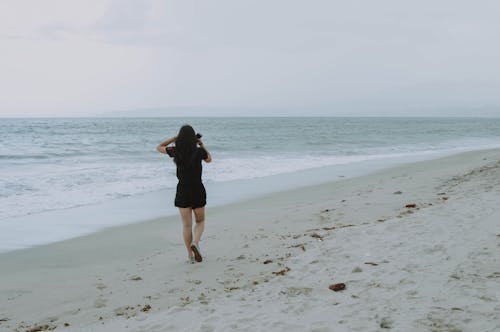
left=1, top=0, right=500, bottom=117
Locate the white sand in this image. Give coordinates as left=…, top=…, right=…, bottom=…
left=1, top=149, right=499, bottom=332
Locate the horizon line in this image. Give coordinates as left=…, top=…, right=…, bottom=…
left=2, top=114, right=500, bottom=119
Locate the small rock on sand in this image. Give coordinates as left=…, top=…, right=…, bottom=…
left=329, top=283, right=346, bottom=292
left=352, top=267, right=363, bottom=273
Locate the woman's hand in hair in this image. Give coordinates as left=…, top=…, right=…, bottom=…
left=198, top=140, right=212, bottom=163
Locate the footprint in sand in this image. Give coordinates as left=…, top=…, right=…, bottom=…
left=199, top=324, right=215, bottom=332
left=143, top=293, right=162, bottom=300
left=198, top=293, right=210, bottom=305
left=95, top=282, right=107, bottom=291
left=114, top=304, right=151, bottom=318
left=180, top=296, right=193, bottom=306
left=280, top=287, right=313, bottom=297
left=187, top=279, right=202, bottom=285
left=94, top=298, right=107, bottom=308
left=379, top=317, right=393, bottom=329
left=17, top=322, right=58, bottom=331
left=129, top=275, right=143, bottom=281
left=114, top=306, right=135, bottom=318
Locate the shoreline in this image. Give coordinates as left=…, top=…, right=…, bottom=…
left=1, top=148, right=499, bottom=331
left=3, top=144, right=499, bottom=254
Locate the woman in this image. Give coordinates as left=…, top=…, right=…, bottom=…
left=156, top=125, right=212, bottom=263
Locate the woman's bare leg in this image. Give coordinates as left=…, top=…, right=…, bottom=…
left=193, top=207, right=205, bottom=244
left=179, top=208, right=193, bottom=257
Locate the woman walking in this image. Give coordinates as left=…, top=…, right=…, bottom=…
left=156, top=125, right=212, bottom=263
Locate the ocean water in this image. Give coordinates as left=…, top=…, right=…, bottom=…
left=1, top=117, right=500, bottom=251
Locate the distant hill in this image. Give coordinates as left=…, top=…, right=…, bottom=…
left=95, top=105, right=500, bottom=118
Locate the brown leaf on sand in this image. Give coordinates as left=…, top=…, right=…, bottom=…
left=310, top=233, right=323, bottom=240
left=339, top=224, right=354, bottom=228
left=321, top=224, right=354, bottom=231
left=405, top=204, right=417, bottom=208
left=364, top=262, right=378, bottom=266
left=263, top=259, right=273, bottom=264
left=141, top=304, right=151, bottom=312
left=329, top=283, right=346, bottom=292
left=273, top=267, right=290, bottom=276
left=290, top=243, right=306, bottom=251
left=224, top=287, right=240, bottom=292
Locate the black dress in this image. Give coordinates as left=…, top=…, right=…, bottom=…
left=166, top=147, right=208, bottom=208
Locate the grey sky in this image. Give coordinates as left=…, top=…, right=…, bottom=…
left=1, top=0, right=500, bottom=117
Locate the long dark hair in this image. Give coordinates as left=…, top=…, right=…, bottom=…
left=174, top=125, right=198, bottom=169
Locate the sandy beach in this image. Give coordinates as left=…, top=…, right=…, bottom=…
left=1, top=148, right=499, bottom=332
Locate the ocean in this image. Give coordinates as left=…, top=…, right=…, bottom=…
left=1, top=117, right=500, bottom=252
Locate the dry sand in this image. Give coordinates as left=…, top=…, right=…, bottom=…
left=1, top=149, right=499, bottom=332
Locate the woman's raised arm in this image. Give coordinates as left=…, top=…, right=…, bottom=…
left=156, top=136, right=177, bottom=154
